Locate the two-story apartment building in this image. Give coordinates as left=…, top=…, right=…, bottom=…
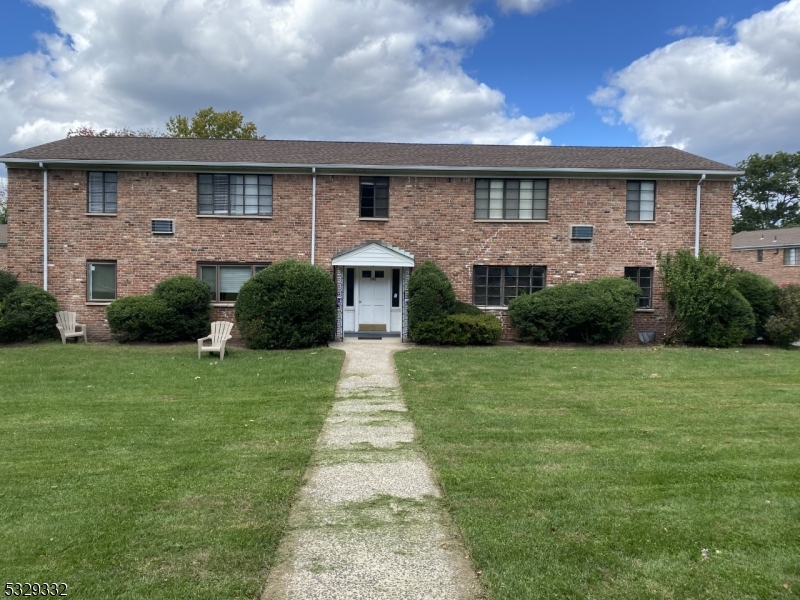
left=0, top=138, right=739, bottom=341
left=731, top=227, right=800, bottom=286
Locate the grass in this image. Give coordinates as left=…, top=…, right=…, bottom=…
left=396, top=346, right=800, bottom=600
left=0, top=343, right=344, bottom=600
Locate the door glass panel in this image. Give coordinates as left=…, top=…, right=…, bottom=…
left=375, top=271, right=385, bottom=278
left=362, top=270, right=371, bottom=278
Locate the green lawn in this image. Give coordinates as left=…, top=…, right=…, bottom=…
left=0, top=343, right=344, bottom=600
left=396, top=346, right=800, bottom=600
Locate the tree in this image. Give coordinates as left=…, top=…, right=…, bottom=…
left=165, top=107, right=264, bottom=140
left=0, top=177, right=7, bottom=225
left=66, top=126, right=165, bottom=138
left=733, top=151, right=800, bottom=233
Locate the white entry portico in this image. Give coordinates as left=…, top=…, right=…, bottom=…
left=332, top=241, right=415, bottom=340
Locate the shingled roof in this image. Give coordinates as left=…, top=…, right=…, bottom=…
left=732, top=227, right=800, bottom=249
left=1, top=137, right=739, bottom=174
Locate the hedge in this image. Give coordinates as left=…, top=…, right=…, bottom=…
left=408, top=261, right=456, bottom=339
left=764, top=284, right=800, bottom=348
left=0, top=284, right=59, bottom=343
left=0, top=270, right=19, bottom=304
left=106, top=295, right=175, bottom=343
left=152, top=275, right=212, bottom=340
left=412, top=313, right=502, bottom=345
left=731, top=270, right=780, bottom=340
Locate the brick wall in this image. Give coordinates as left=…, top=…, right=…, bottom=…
left=7, top=168, right=733, bottom=341
left=731, top=248, right=800, bottom=286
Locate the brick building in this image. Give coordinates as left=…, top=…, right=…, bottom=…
left=731, top=227, right=800, bottom=286
left=1, top=138, right=739, bottom=341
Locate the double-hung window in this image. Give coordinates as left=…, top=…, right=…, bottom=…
left=198, top=174, right=273, bottom=216
left=360, top=177, right=389, bottom=218
left=199, top=264, right=269, bottom=302
left=785, top=248, right=799, bottom=266
left=473, top=266, right=546, bottom=306
left=624, top=267, right=654, bottom=309
left=87, top=261, right=116, bottom=301
left=88, top=172, right=117, bottom=213
left=475, top=179, right=547, bottom=220
left=626, top=181, right=655, bottom=221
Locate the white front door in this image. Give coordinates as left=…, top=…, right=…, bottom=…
left=358, top=268, right=390, bottom=331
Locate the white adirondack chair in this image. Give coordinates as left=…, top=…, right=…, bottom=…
left=55, top=311, right=88, bottom=344
left=198, top=321, right=234, bottom=360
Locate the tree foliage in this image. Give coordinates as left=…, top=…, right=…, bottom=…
left=165, top=107, right=264, bottom=140
left=66, top=126, right=165, bottom=138
left=733, top=151, right=800, bottom=233
left=0, top=176, right=6, bottom=225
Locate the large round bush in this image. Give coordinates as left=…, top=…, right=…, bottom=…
left=408, top=260, right=456, bottom=339
left=0, top=284, right=59, bottom=342
left=153, top=275, right=211, bottom=340
left=235, top=259, right=336, bottom=349
left=0, top=270, right=19, bottom=304
left=731, top=270, right=779, bottom=340
left=106, top=295, right=175, bottom=343
left=764, top=284, right=800, bottom=348
left=703, top=289, right=756, bottom=348
left=413, top=312, right=502, bottom=345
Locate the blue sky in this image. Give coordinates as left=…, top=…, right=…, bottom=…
left=0, top=0, right=798, bottom=179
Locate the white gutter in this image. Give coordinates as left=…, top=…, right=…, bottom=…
left=39, top=162, right=48, bottom=290
left=0, top=157, right=743, bottom=178
left=311, top=166, right=317, bottom=265
left=695, top=173, right=706, bottom=257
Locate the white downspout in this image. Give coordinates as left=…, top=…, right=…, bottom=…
left=694, top=173, right=706, bottom=257
left=311, top=167, right=317, bottom=265
left=40, top=162, right=48, bottom=290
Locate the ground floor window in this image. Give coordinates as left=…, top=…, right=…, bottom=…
left=87, top=261, right=116, bottom=301
left=473, top=265, right=546, bottom=307
left=785, top=248, right=799, bottom=266
left=198, top=264, right=269, bottom=301
left=624, top=267, right=654, bottom=309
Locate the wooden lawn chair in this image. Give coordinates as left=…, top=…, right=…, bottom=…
left=55, top=311, right=88, bottom=344
left=198, top=321, right=234, bottom=360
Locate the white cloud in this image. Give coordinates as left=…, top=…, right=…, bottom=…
left=0, top=0, right=570, bottom=160
left=592, top=0, right=800, bottom=165
left=496, top=0, right=566, bottom=15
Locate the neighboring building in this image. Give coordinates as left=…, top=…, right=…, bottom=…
left=731, top=227, right=800, bottom=286
left=1, top=138, right=739, bottom=341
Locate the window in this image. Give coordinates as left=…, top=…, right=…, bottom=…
left=346, top=268, right=355, bottom=307
left=473, top=266, right=546, bottom=306
left=88, top=172, right=117, bottom=213
left=87, top=262, right=116, bottom=301
left=475, top=179, right=547, bottom=220
left=360, top=177, right=389, bottom=218
left=199, top=264, right=269, bottom=301
left=197, top=174, right=273, bottom=216
left=626, top=181, right=655, bottom=221
left=785, top=248, right=799, bottom=266
left=624, top=267, right=654, bottom=309
left=757, top=249, right=763, bottom=262
left=392, top=269, right=400, bottom=308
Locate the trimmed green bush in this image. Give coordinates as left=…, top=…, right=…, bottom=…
left=408, top=261, right=456, bottom=340
left=0, top=270, right=19, bottom=304
left=659, top=250, right=755, bottom=348
left=453, top=300, right=484, bottom=316
left=153, top=275, right=212, bottom=340
left=508, top=278, right=641, bottom=344
left=413, top=313, right=502, bottom=345
left=765, top=284, right=800, bottom=348
left=0, top=284, right=59, bottom=342
left=731, top=270, right=780, bottom=340
left=235, top=259, right=336, bottom=349
left=106, top=295, right=175, bottom=343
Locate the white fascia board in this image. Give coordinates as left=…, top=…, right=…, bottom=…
left=332, top=243, right=415, bottom=267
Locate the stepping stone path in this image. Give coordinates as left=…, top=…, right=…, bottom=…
left=262, top=338, right=483, bottom=600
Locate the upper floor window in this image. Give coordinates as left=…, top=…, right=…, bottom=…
left=475, top=179, right=547, bottom=220
left=360, top=177, right=389, bottom=218
left=473, top=265, right=546, bottom=307
left=87, top=261, right=116, bottom=301
left=757, top=249, right=764, bottom=262
left=198, top=174, right=272, bottom=216
left=88, top=172, right=117, bottom=213
left=199, top=263, right=269, bottom=302
left=626, top=181, right=655, bottom=221
left=624, top=267, right=654, bottom=309
left=785, top=248, right=799, bottom=266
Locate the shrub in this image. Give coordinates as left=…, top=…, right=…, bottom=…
left=152, top=275, right=212, bottom=340
left=508, top=278, right=640, bottom=344
left=453, top=300, right=484, bottom=316
left=764, top=284, right=800, bottom=348
left=731, top=270, right=780, bottom=340
left=408, top=261, right=456, bottom=339
left=0, top=284, right=59, bottom=342
left=658, top=250, right=755, bottom=348
left=106, top=295, right=175, bottom=343
left=235, top=259, right=336, bottom=349
left=413, top=313, right=502, bottom=345
left=0, top=270, right=19, bottom=304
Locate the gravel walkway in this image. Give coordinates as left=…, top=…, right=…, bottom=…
left=262, top=338, right=483, bottom=600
